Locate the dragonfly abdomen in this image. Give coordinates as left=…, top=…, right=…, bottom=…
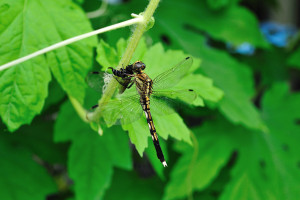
left=141, top=101, right=167, bottom=167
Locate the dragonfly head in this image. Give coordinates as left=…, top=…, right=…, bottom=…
left=132, top=61, right=146, bottom=73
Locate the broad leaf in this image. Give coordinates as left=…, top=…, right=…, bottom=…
left=104, top=169, right=164, bottom=200
left=108, top=0, right=268, bottom=47
left=199, top=45, right=265, bottom=130
left=96, top=39, right=119, bottom=69
left=154, top=21, right=264, bottom=130
left=0, top=134, right=57, bottom=199
left=288, top=46, right=300, bottom=69
left=164, top=83, right=300, bottom=199
left=152, top=0, right=268, bottom=48
left=241, top=47, right=288, bottom=86
left=54, top=101, right=132, bottom=200
left=163, top=122, right=237, bottom=200
left=0, top=0, right=96, bottom=131
left=3, top=116, right=68, bottom=164
left=220, top=83, right=300, bottom=200
left=206, top=0, right=241, bottom=10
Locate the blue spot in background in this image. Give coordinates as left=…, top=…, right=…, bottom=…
left=260, top=22, right=297, bottom=47
left=227, top=21, right=297, bottom=55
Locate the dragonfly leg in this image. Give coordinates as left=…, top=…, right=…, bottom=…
left=91, top=104, right=99, bottom=109
left=126, top=81, right=135, bottom=89
left=111, top=76, right=131, bottom=87
left=124, top=73, right=135, bottom=77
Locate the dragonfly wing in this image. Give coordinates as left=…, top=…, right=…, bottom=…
left=152, top=57, right=193, bottom=90
left=150, top=96, right=175, bottom=116
left=153, top=89, right=197, bottom=104
left=86, top=71, right=106, bottom=92
left=102, top=94, right=143, bottom=126
left=150, top=89, right=197, bottom=116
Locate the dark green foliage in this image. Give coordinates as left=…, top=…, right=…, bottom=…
left=0, top=0, right=300, bottom=199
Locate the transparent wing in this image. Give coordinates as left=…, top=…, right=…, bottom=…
left=150, top=89, right=197, bottom=116
left=86, top=71, right=109, bottom=92
left=153, top=57, right=193, bottom=90
left=101, top=94, right=143, bottom=126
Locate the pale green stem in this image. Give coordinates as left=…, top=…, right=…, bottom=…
left=69, top=96, right=88, bottom=123
left=87, top=0, right=160, bottom=122
left=0, top=17, right=143, bottom=72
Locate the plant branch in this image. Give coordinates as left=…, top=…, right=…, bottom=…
left=87, top=0, right=160, bottom=122
left=69, top=96, right=88, bottom=123
left=0, top=16, right=143, bottom=72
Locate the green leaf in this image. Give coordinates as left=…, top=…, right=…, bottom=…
left=43, top=79, right=66, bottom=111
left=3, top=116, right=68, bottom=164
left=166, top=83, right=300, bottom=199
left=0, top=0, right=96, bottom=131
left=96, top=37, right=148, bottom=70
left=150, top=0, right=268, bottom=48
left=163, top=124, right=236, bottom=200
left=104, top=169, right=164, bottom=200
left=0, top=135, right=57, bottom=199
left=96, top=39, right=119, bottom=69
left=220, top=83, right=300, bottom=200
left=154, top=113, right=191, bottom=144
left=179, top=34, right=264, bottom=130
left=174, top=74, right=223, bottom=103
left=199, top=47, right=265, bottom=130
left=206, top=0, right=240, bottom=10
left=141, top=43, right=223, bottom=103
left=288, top=46, right=300, bottom=69
left=241, top=47, right=288, bottom=86
left=164, top=30, right=263, bottom=130
left=0, top=56, right=51, bottom=132
left=68, top=132, right=114, bottom=200
left=54, top=101, right=132, bottom=200
left=122, top=108, right=191, bottom=164
left=108, top=0, right=268, bottom=48
left=122, top=118, right=149, bottom=156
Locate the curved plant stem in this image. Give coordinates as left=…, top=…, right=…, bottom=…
left=88, top=0, right=160, bottom=122
left=69, top=96, right=88, bottom=123
left=0, top=17, right=143, bottom=72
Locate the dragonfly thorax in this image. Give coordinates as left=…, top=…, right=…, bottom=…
left=135, top=73, right=153, bottom=98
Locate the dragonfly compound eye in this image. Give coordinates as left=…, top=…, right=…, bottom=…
left=133, top=61, right=146, bottom=71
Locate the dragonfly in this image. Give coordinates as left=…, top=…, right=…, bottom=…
left=87, top=57, right=197, bottom=167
